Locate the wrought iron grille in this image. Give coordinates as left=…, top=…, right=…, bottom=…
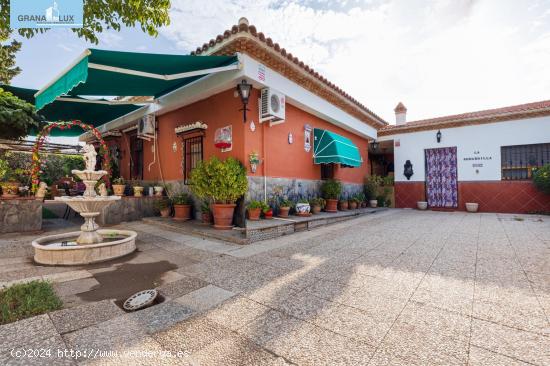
left=501, top=143, right=550, bottom=180
left=183, top=136, right=203, bottom=184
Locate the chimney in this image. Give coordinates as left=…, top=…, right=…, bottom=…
left=394, top=102, right=407, bottom=125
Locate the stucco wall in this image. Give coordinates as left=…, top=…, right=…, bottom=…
left=113, top=88, right=371, bottom=185
left=383, top=116, right=550, bottom=183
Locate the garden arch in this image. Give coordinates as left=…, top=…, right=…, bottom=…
left=31, top=121, right=111, bottom=192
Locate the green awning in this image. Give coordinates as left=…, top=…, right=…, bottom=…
left=313, top=128, right=362, bottom=167
left=35, top=49, right=239, bottom=110
left=2, top=84, right=142, bottom=136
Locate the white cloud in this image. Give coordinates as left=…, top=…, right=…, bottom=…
left=161, top=0, right=550, bottom=123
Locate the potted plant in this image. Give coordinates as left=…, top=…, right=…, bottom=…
left=201, top=200, right=212, bottom=224
left=112, top=177, right=126, bottom=196
left=309, top=197, right=324, bottom=214
left=339, top=197, right=349, bottom=210
left=262, top=203, right=273, bottom=219
left=356, top=192, right=367, bottom=208
left=278, top=198, right=292, bottom=218
left=0, top=159, right=21, bottom=198
left=189, top=157, right=248, bottom=230
left=133, top=181, right=144, bottom=197
left=321, top=179, right=342, bottom=213
left=349, top=195, right=358, bottom=210
left=154, top=198, right=171, bottom=218
left=247, top=200, right=263, bottom=221
left=295, top=199, right=311, bottom=216
left=364, top=175, right=382, bottom=208
left=153, top=183, right=164, bottom=196
left=172, top=192, right=192, bottom=221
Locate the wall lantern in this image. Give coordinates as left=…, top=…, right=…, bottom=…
left=236, top=79, right=252, bottom=123
left=370, top=140, right=379, bottom=151
left=436, top=130, right=442, bottom=143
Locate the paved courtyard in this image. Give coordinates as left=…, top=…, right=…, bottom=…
left=0, top=209, right=548, bottom=365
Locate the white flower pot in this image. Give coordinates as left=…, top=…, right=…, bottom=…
left=369, top=200, right=378, bottom=208
left=465, top=202, right=479, bottom=213
left=417, top=201, right=428, bottom=210
left=154, top=186, right=164, bottom=196
left=295, top=203, right=311, bottom=214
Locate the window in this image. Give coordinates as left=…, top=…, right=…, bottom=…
left=501, top=143, right=550, bottom=180
left=183, top=135, right=203, bottom=184
left=321, top=163, right=335, bottom=180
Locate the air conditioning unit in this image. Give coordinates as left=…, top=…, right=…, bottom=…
left=259, top=88, right=285, bottom=124
left=138, top=114, right=155, bottom=137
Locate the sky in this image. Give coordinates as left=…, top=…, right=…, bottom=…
left=11, top=0, right=550, bottom=143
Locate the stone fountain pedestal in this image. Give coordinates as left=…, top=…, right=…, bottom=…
left=32, top=148, right=138, bottom=265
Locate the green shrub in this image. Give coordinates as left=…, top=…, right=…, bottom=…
left=279, top=198, right=293, bottom=208
left=0, top=280, right=62, bottom=325
left=376, top=195, right=386, bottom=207
left=364, top=175, right=382, bottom=200
left=200, top=200, right=210, bottom=213
left=153, top=198, right=170, bottom=210
left=172, top=192, right=192, bottom=205
left=189, top=157, right=248, bottom=203
left=533, top=165, right=550, bottom=195
left=320, top=179, right=342, bottom=200
left=112, top=177, right=125, bottom=185
left=247, top=200, right=263, bottom=209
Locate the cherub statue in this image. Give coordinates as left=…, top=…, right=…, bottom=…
left=35, top=182, right=48, bottom=199
left=98, top=183, right=108, bottom=197
left=82, top=144, right=97, bottom=171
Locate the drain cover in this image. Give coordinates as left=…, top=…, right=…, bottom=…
left=123, top=289, right=158, bottom=311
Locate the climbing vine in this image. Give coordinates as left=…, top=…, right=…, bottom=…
left=31, top=121, right=111, bottom=192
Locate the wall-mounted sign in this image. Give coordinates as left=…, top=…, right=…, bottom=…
left=304, top=124, right=312, bottom=152
left=258, top=64, right=266, bottom=82
left=215, top=125, right=232, bottom=152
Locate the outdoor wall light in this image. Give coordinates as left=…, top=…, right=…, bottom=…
left=236, top=79, right=252, bottom=123
left=370, top=140, right=379, bottom=151
left=436, top=130, right=442, bottom=143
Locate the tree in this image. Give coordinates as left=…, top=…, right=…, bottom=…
left=0, top=87, right=42, bottom=140
left=0, top=40, right=21, bottom=84
left=0, top=0, right=171, bottom=83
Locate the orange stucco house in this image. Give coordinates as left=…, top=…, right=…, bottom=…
left=79, top=18, right=385, bottom=221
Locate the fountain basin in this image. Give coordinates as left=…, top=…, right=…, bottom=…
left=33, top=229, right=137, bottom=265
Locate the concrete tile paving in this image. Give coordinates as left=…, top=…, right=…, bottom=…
left=0, top=209, right=548, bottom=365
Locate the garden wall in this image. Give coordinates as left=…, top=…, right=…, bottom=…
left=96, top=196, right=161, bottom=225
left=0, top=198, right=42, bottom=233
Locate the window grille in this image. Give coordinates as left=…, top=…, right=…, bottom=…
left=501, top=143, right=550, bottom=180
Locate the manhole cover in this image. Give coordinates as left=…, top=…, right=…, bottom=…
left=123, top=289, right=158, bottom=311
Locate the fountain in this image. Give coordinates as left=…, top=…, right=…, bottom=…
left=33, top=144, right=137, bottom=265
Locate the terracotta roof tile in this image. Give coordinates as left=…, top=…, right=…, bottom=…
left=379, top=99, right=550, bottom=136
left=190, top=18, right=386, bottom=127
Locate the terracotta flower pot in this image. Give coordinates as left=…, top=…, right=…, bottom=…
left=278, top=206, right=290, bottom=218
left=361, top=202, right=367, bottom=208
left=325, top=199, right=338, bottom=213
left=133, top=186, right=144, bottom=197
left=160, top=207, right=171, bottom=218
left=311, top=205, right=321, bottom=214
left=1, top=182, right=20, bottom=198
left=248, top=208, right=261, bottom=221
left=113, top=184, right=125, bottom=196
left=349, top=201, right=357, bottom=209
left=339, top=200, right=349, bottom=210
left=201, top=212, right=212, bottom=224
left=212, top=203, right=236, bottom=229
left=173, top=204, right=192, bottom=221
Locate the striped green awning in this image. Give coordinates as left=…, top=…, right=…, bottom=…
left=34, top=48, right=239, bottom=110
left=313, top=128, right=362, bottom=167
left=1, top=84, right=142, bottom=137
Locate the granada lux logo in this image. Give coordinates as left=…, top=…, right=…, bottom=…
left=17, top=0, right=75, bottom=24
